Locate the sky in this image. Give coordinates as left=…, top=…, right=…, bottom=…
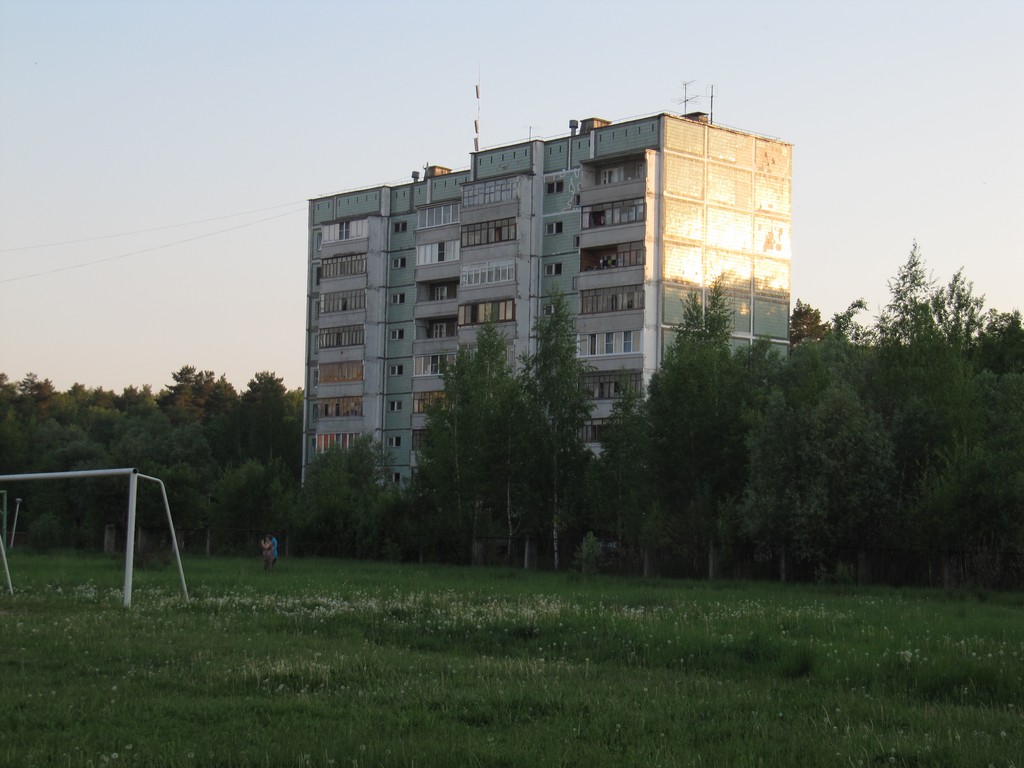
left=1, top=0, right=1021, bottom=394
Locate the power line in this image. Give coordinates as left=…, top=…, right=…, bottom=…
left=0, top=207, right=306, bottom=284
left=0, top=201, right=307, bottom=253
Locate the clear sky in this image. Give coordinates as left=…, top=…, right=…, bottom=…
left=1, top=0, right=1021, bottom=393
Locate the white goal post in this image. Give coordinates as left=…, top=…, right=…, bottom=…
left=0, top=467, right=188, bottom=608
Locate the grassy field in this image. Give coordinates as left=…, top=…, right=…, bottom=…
left=1, top=553, right=1021, bottom=767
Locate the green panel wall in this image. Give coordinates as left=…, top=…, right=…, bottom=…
left=542, top=270, right=576, bottom=298
left=384, top=400, right=410, bottom=431
left=387, top=294, right=414, bottom=322
left=542, top=219, right=576, bottom=256
left=542, top=177, right=578, bottom=215
left=390, top=186, right=414, bottom=215
left=389, top=220, right=415, bottom=252
left=592, top=119, right=660, bottom=158
left=387, top=330, right=413, bottom=359
left=335, top=190, right=383, bottom=217
left=430, top=172, right=469, bottom=202
left=475, top=144, right=533, bottom=180
left=312, top=199, right=334, bottom=225
left=544, top=140, right=574, bottom=173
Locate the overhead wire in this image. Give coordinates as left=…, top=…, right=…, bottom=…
left=0, top=206, right=307, bottom=284
left=0, top=200, right=308, bottom=253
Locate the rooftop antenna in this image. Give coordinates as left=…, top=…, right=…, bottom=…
left=705, top=84, right=716, bottom=124
left=473, top=71, right=481, bottom=152
left=673, top=79, right=700, bottom=113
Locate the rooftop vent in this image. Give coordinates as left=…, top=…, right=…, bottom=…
left=578, top=117, right=611, bottom=135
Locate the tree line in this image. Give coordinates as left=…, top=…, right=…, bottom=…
left=3, top=245, right=1022, bottom=586
left=412, top=243, right=1024, bottom=586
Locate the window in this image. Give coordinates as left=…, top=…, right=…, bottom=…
left=414, top=353, right=455, bottom=376
left=316, top=432, right=361, bottom=453
left=461, top=217, right=516, bottom=247
left=579, top=285, right=644, bottom=314
left=545, top=221, right=563, bottom=235
left=543, top=304, right=555, bottom=316
left=392, top=257, right=407, bottom=269
left=582, top=371, right=643, bottom=400
left=462, top=178, right=519, bottom=207
left=393, top=221, right=408, bottom=233
left=416, top=240, right=460, bottom=266
left=600, top=166, right=625, bottom=185
left=458, top=299, right=515, bottom=325
left=391, top=293, right=406, bottom=305
left=431, top=283, right=452, bottom=301
left=390, top=328, right=405, bottom=341
left=388, top=400, right=402, bottom=412
left=392, top=473, right=402, bottom=484
left=546, top=180, right=564, bottom=194
left=417, top=203, right=459, bottom=228
left=579, top=420, right=606, bottom=444
left=389, top=364, right=404, bottom=376
left=581, top=199, right=645, bottom=229
left=320, top=396, right=363, bottom=417
left=430, top=320, right=455, bottom=338
left=319, top=289, right=365, bottom=314
left=319, top=253, right=367, bottom=280
left=387, top=436, right=402, bottom=448
left=544, top=263, right=562, bottom=276
left=319, top=361, right=363, bottom=383
left=460, top=259, right=514, bottom=287
left=579, top=241, right=645, bottom=271
left=413, top=390, right=445, bottom=413
left=318, top=324, right=364, bottom=349
left=578, top=330, right=642, bottom=357
left=322, top=219, right=368, bottom=243
left=598, top=162, right=643, bottom=185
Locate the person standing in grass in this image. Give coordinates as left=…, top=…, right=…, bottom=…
left=271, top=534, right=279, bottom=569
left=261, top=534, right=273, bottom=572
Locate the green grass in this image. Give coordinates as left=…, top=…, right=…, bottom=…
left=1, top=553, right=1021, bottom=767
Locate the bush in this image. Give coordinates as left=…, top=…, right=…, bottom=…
left=572, top=531, right=602, bottom=576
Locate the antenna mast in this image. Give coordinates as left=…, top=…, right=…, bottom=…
left=474, top=72, right=481, bottom=152
left=706, top=84, right=716, bottom=124
left=673, top=79, right=700, bottom=113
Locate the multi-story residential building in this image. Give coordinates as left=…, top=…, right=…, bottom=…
left=304, top=111, right=792, bottom=481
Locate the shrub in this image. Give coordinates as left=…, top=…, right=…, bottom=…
left=573, top=531, right=602, bottom=576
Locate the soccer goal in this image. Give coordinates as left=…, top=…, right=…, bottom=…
left=0, top=468, right=188, bottom=608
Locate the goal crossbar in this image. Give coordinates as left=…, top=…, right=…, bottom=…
left=0, top=468, right=189, bottom=607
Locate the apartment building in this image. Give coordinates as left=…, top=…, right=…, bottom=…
left=304, top=111, right=792, bottom=480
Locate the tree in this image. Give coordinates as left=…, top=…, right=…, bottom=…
left=236, top=372, right=302, bottom=477
left=417, top=321, right=530, bottom=563
left=296, top=436, right=392, bottom=557
left=647, top=283, right=747, bottom=568
left=520, top=293, right=594, bottom=569
left=975, top=309, right=1024, bottom=375
left=789, top=299, right=829, bottom=348
left=588, top=381, right=652, bottom=572
left=210, top=458, right=298, bottom=554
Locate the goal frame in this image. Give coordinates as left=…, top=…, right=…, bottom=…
left=0, top=468, right=188, bottom=607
